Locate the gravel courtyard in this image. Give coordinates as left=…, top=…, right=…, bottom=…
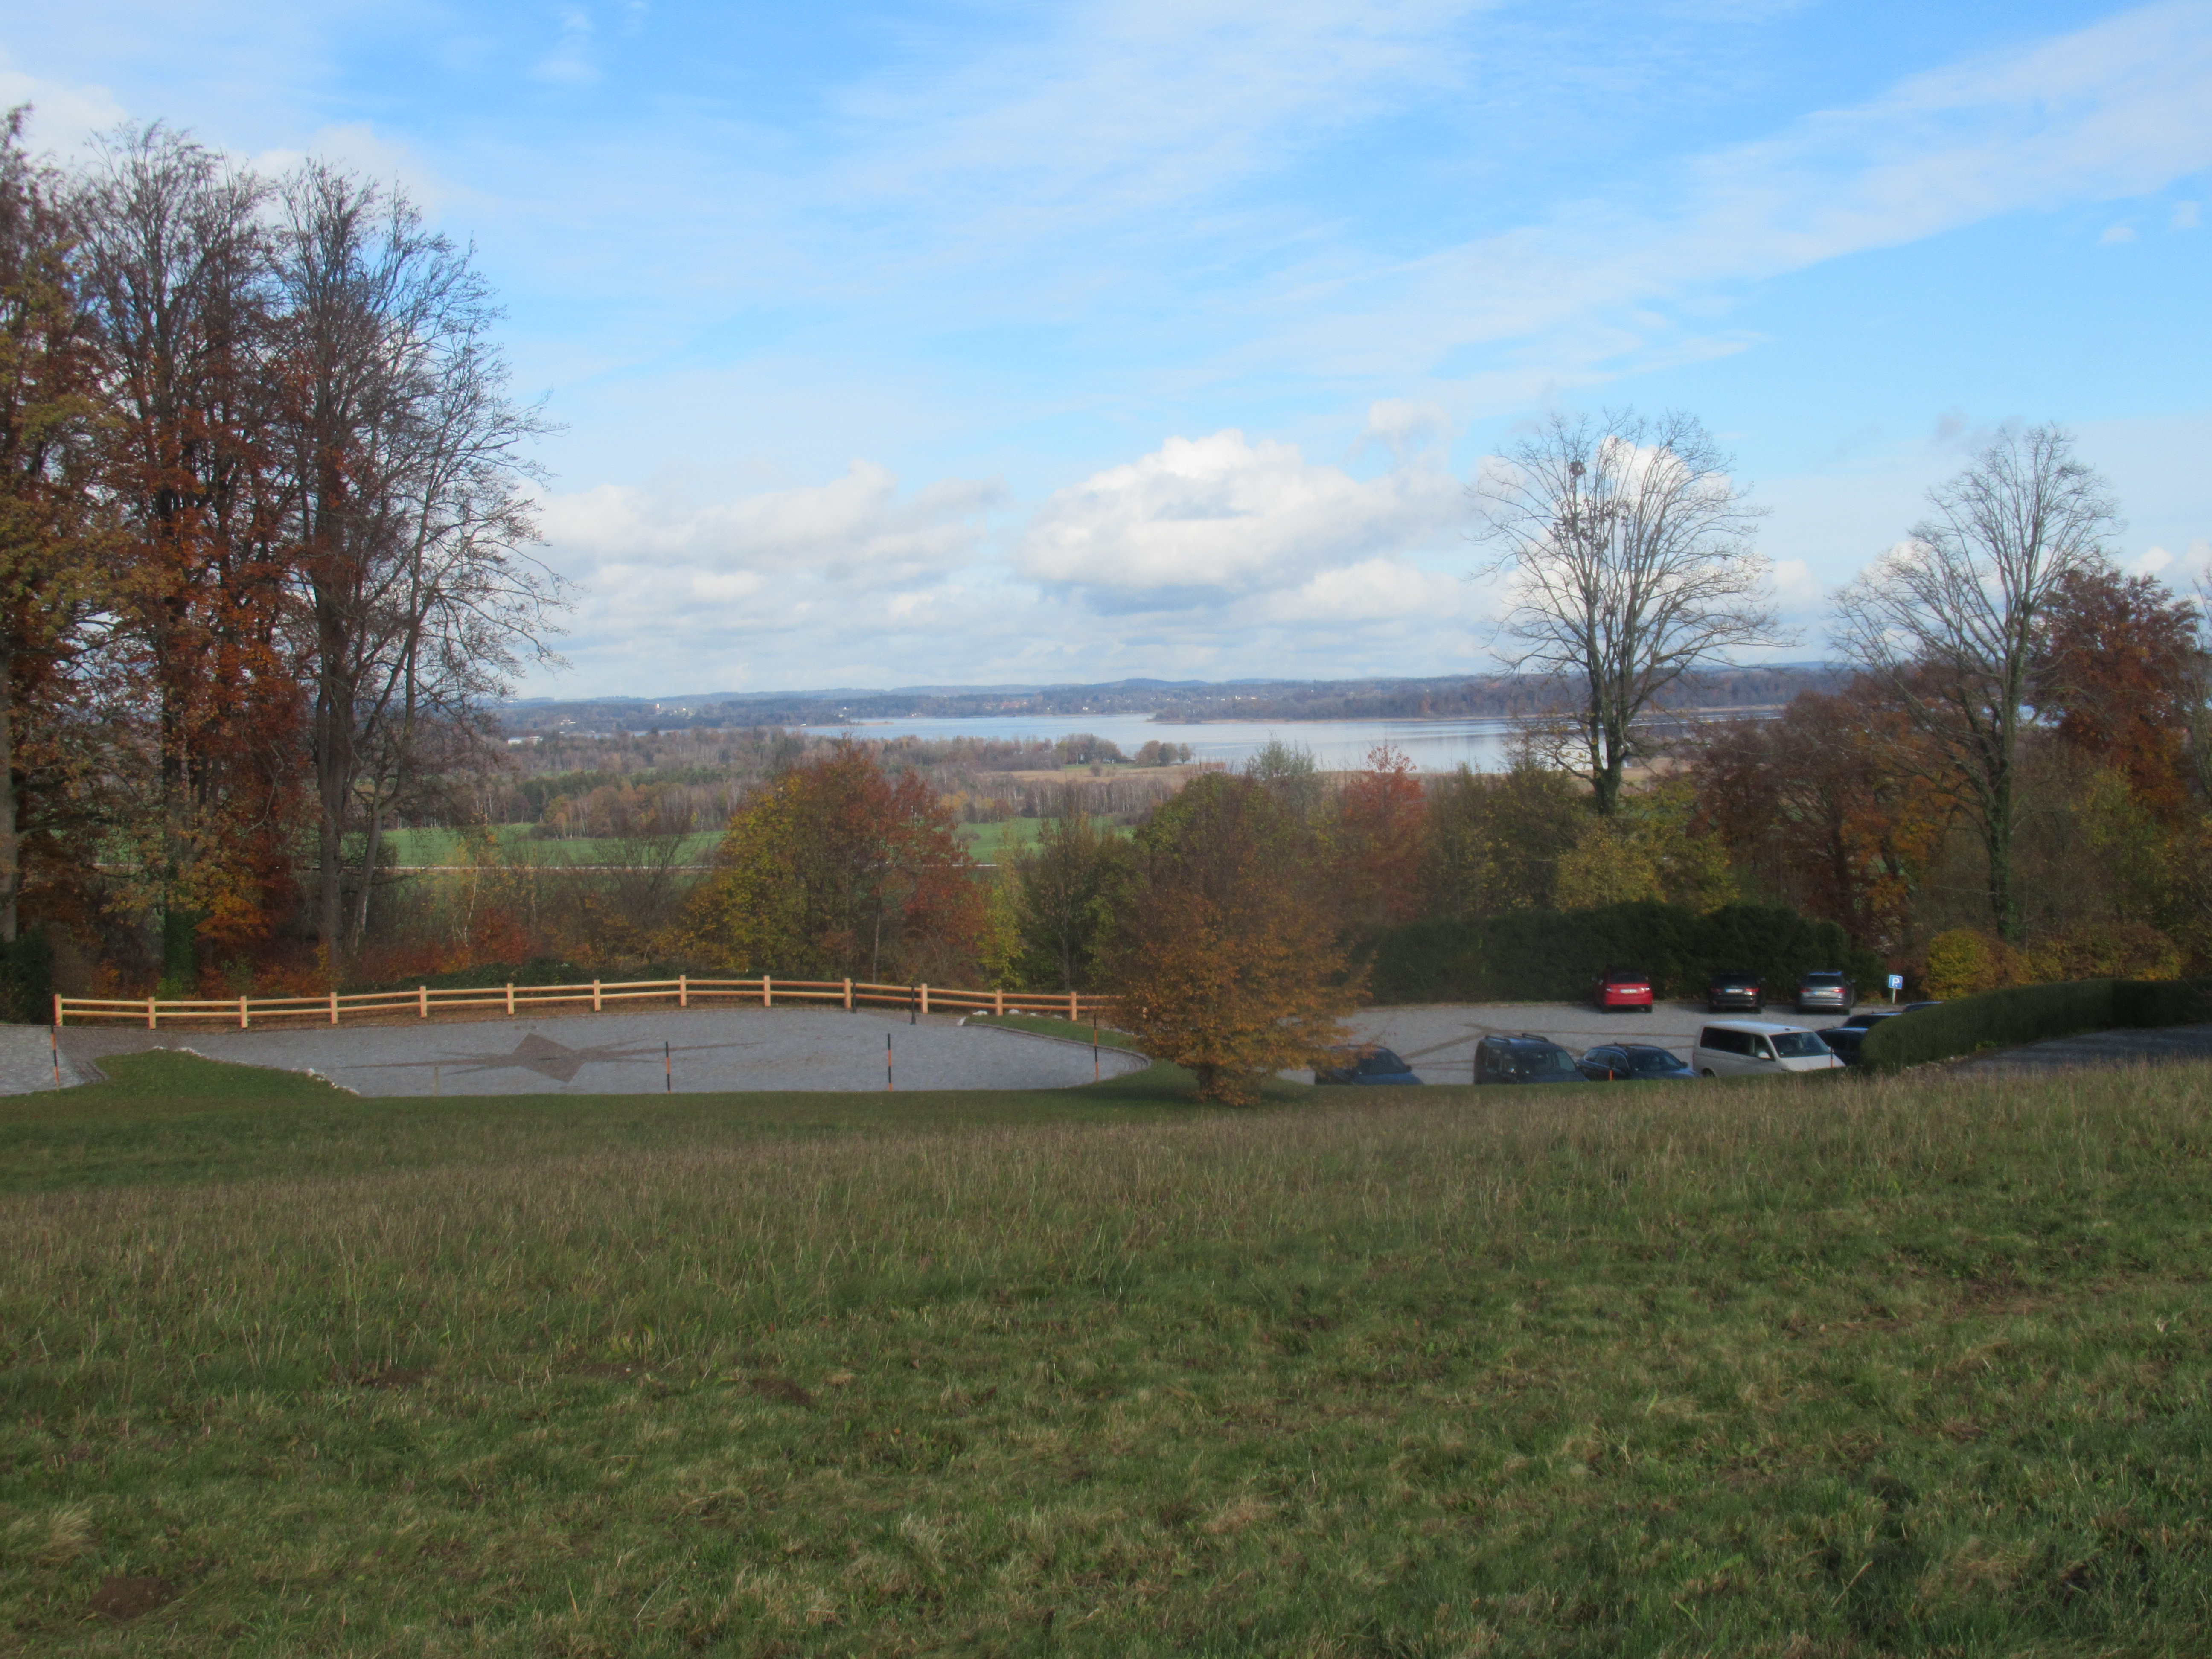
left=41, top=1006, right=1145, bottom=1097
left=12, top=999, right=2210, bottom=1098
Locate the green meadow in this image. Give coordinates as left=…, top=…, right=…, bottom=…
left=4, top=1040, right=2210, bottom=1655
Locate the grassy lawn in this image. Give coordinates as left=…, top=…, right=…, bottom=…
left=5, top=1055, right=2212, bottom=1654
left=379, top=827, right=725, bottom=867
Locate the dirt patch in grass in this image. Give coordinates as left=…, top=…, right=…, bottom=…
left=87, top=1575, right=173, bottom=1621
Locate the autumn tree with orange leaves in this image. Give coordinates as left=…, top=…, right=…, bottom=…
left=687, top=746, right=987, bottom=985
left=1331, top=742, right=1428, bottom=929
left=2035, top=565, right=2201, bottom=820
left=1688, top=684, right=1953, bottom=952
left=75, top=125, right=307, bottom=986
left=1111, top=773, right=1359, bottom=1106
left=0, top=114, right=104, bottom=952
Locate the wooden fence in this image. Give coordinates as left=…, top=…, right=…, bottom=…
left=54, top=977, right=1111, bottom=1031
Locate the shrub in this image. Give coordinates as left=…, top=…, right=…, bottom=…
left=1922, top=929, right=2008, bottom=999
left=2022, top=920, right=2183, bottom=984
left=1364, top=902, right=1882, bottom=1004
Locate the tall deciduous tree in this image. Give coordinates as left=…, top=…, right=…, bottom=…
left=75, top=124, right=301, bottom=983
left=1473, top=409, right=1782, bottom=815
left=269, top=161, right=559, bottom=969
left=688, top=746, right=985, bottom=983
left=0, top=111, right=102, bottom=944
left=1004, top=788, right=1127, bottom=991
left=2034, top=565, right=2198, bottom=820
left=1833, top=425, right=2120, bottom=942
left=1110, top=774, right=1358, bottom=1106
left=1332, top=742, right=1426, bottom=928
left=1687, top=685, right=1953, bottom=950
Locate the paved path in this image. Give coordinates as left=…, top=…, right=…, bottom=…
left=1959, top=1023, right=2212, bottom=1075
left=43, top=1007, right=1145, bottom=1097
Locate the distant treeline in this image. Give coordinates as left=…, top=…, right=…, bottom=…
left=497, top=667, right=1844, bottom=735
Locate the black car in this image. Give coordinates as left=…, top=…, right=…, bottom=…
left=1794, top=970, right=1855, bottom=1015
left=1707, top=970, right=1763, bottom=1013
left=1474, top=1033, right=1583, bottom=1085
left=1817, top=1026, right=1867, bottom=1065
left=1845, top=999, right=1946, bottom=1027
left=1578, top=1043, right=1695, bottom=1081
left=1316, top=1045, right=1423, bottom=1086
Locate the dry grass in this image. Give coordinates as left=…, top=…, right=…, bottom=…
left=3, top=1054, right=2211, bottom=1653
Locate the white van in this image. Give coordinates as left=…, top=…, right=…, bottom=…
left=1692, top=1019, right=1842, bottom=1078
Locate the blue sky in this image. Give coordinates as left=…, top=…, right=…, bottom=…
left=7, top=0, right=2210, bottom=696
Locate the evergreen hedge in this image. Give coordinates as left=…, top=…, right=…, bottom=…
left=1363, top=902, right=1884, bottom=1005
left=1860, top=974, right=2212, bottom=1073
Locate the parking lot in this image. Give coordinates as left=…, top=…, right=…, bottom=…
left=1335, top=999, right=1862, bottom=1085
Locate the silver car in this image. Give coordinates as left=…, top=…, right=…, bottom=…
left=1794, top=970, right=1855, bottom=1014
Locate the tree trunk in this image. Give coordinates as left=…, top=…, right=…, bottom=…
left=1984, top=768, right=2019, bottom=944
left=0, top=638, right=15, bottom=945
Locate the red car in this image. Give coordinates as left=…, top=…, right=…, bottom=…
left=1592, top=966, right=1653, bottom=1013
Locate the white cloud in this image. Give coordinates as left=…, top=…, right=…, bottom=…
left=0, top=50, right=127, bottom=153
left=532, top=6, right=601, bottom=87
left=1266, top=0, right=2212, bottom=390
left=1017, top=430, right=1462, bottom=598
left=1258, top=556, right=1468, bottom=624
left=541, top=461, right=1005, bottom=584
left=2173, top=200, right=2203, bottom=229
left=250, top=122, right=452, bottom=211
left=2099, top=222, right=2138, bottom=243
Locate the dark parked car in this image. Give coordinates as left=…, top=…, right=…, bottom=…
left=1707, top=970, right=1763, bottom=1013
left=1578, top=1043, right=1695, bottom=1081
left=1794, top=970, right=1855, bottom=1015
left=1817, top=1026, right=1867, bottom=1065
left=1316, top=1045, right=1423, bottom=1086
left=1474, top=1034, right=1583, bottom=1085
left=1845, top=1000, right=1943, bottom=1027
left=1592, top=966, right=1654, bottom=1013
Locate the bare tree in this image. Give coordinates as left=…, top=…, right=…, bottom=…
left=269, top=161, right=562, bottom=969
left=1831, top=424, right=2120, bottom=943
left=1473, top=409, right=1782, bottom=815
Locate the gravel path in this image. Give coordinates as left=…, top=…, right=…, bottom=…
left=44, top=1006, right=1146, bottom=1096
left=0, top=1024, right=83, bottom=1094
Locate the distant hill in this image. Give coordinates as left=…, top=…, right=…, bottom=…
left=497, top=667, right=1845, bottom=735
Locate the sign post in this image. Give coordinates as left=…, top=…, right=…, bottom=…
left=1886, top=972, right=1904, bottom=1004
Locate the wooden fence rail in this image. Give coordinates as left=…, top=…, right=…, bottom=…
left=54, top=977, right=1112, bottom=1031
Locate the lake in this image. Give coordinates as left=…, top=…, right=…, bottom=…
left=804, top=712, right=1526, bottom=773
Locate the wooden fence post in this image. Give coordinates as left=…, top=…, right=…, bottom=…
left=52, top=993, right=62, bottom=1029
left=994, top=988, right=1004, bottom=1016
left=678, top=974, right=688, bottom=1009
left=592, top=979, right=602, bottom=1013
left=763, top=975, right=772, bottom=1008
left=1068, top=991, right=1078, bottom=1022
left=329, top=990, right=339, bottom=1026
left=920, top=984, right=929, bottom=1016
left=238, top=995, right=248, bottom=1031
left=147, top=996, right=157, bottom=1031
left=506, top=982, right=515, bottom=1016
left=418, top=985, right=428, bottom=1019
left=843, top=978, right=853, bottom=1010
